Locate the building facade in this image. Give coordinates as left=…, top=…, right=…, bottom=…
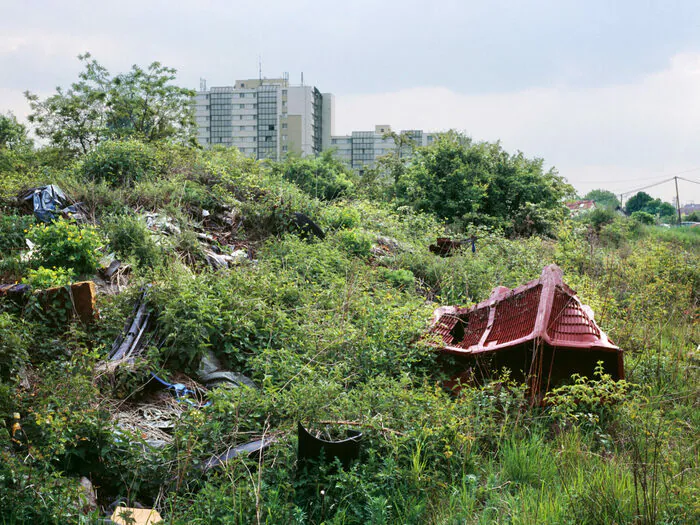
left=330, top=125, right=441, bottom=172
left=195, top=75, right=335, bottom=160
left=195, top=77, right=440, bottom=170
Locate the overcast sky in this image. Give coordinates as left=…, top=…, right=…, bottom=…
left=2, top=0, right=699, bottom=204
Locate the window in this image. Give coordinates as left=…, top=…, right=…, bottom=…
left=282, top=123, right=287, bottom=129
left=282, top=145, right=288, bottom=152
left=282, top=89, right=287, bottom=96
left=282, top=135, right=287, bottom=141
left=268, top=125, right=274, bottom=131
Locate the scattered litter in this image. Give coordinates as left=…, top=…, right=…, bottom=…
left=428, top=264, right=624, bottom=400
left=150, top=372, right=210, bottom=408
left=203, top=248, right=248, bottom=270
left=292, top=212, right=325, bottom=240
left=297, top=421, right=362, bottom=469
left=203, top=437, right=274, bottom=470
left=109, top=287, right=152, bottom=362
left=0, top=283, right=30, bottom=299
left=111, top=506, right=163, bottom=525
left=429, top=236, right=476, bottom=256
left=112, top=397, right=182, bottom=449
left=21, top=184, right=84, bottom=222
left=371, top=236, right=407, bottom=257
left=196, top=350, right=257, bottom=389
left=101, top=259, right=122, bottom=279
left=202, top=209, right=210, bottom=218
left=144, top=213, right=181, bottom=236
left=78, top=476, right=97, bottom=511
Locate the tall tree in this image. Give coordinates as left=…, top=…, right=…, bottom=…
left=583, top=189, right=620, bottom=209
left=107, top=62, right=196, bottom=143
left=624, top=192, right=654, bottom=214
left=25, top=53, right=195, bottom=155
left=394, top=132, right=574, bottom=236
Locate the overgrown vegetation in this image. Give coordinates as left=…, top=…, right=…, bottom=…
left=0, top=62, right=697, bottom=523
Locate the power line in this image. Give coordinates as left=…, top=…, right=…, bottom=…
left=620, top=177, right=675, bottom=197
left=677, top=177, right=700, bottom=186
left=583, top=167, right=700, bottom=185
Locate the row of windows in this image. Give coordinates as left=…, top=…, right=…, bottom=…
left=233, top=93, right=256, bottom=99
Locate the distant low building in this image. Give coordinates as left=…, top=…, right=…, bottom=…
left=330, top=125, right=442, bottom=173
left=565, top=200, right=596, bottom=216
left=680, top=203, right=700, bottom=216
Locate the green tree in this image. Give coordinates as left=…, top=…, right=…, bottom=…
left=275, top=150, right=355, bottom=201
left=394, top=132, right=574, bottom=236
left=0, top=112, right=33, bottom=174
left=583, top=189, right=620, bottom=209
left=25, top=53, right=195, bottom=155
left=0, top=112, right=32, bottom=151
left=624, top=191, right=654, bottom=214
left=25, top=54, right=110, bottom=154
left=106, top=61, right=196, bottom=143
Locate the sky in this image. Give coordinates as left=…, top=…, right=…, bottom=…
left=2, top=0, right=699, bottom=204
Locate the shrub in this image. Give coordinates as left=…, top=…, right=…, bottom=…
left=103, top=213, right=163, bottom=268
left=277, top=151, right=355, bottom=201
left=583, top=207, right=616, bottom=231
left=631, top=210, right=656, bottom=225
left=323, top=203, right=362, bottom=230
left=26, top=218, right=103, bottom=275
left=334, top=229, right=373, bottom=258
left=0, top=212, right=35, bottom=253
left=22, top=266, right=75, bottom=289
left=78, top=139, right=164, bottom=187
left=378, top=267, right=415, bottom=288
left=0, top=312, right=29, bottom=378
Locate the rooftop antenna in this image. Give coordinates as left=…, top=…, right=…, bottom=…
left=301, top=72, right=304, bottom=86
left=199, top=78, right=207, bottom=91
left=258, top=55, right=262, bottom=83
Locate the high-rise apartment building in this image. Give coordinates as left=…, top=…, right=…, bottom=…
left=195, top=75, right=335, bottom=160
left=330, top=125, right=441, bottom=172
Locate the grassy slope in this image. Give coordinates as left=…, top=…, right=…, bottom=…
left=0, top=147, right=698, bottom=524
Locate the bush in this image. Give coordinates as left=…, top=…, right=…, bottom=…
left=322, top=203, right=362, bottom=230
left=103, top=213, right=163, bottom=268
left=631, top=210, right=656, bottom=225
left=583, top=207, right=616, bottom=231
left=378, top=267, right=415, bottom=288
left=22, top=266, right=75, bottom=289
left=0, top=312, right=29, bottom=378
left=78, top=139, right=164, bottom=187
left=333, top=229, right=373, bottom=258
left=0, top=212, right=35, bottom=253
left=26, top=218, right=103, bottom=275
left=277, top=151, right=355, bottom=201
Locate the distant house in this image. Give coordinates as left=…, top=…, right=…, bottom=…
left=565, top=200, right=596, bottom=216
left=680, top=203, right=700, bottom=216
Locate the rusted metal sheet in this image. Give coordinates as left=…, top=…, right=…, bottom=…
left=429, top=265, right=624, bottom=396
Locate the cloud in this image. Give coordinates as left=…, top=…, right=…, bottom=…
left=335, top=52, right=700, bottom=203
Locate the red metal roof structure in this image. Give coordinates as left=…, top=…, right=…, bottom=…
left=429, top=264, right=624, bottom=400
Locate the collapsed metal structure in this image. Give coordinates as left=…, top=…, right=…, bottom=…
left=429, top=265, right=624, bottom=400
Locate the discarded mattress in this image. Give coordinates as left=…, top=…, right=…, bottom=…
left=428, top=264, right=624, bottom=395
